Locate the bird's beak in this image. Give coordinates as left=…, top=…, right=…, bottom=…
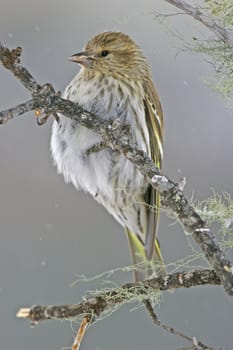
left=69, top=51, right=94, bottom=67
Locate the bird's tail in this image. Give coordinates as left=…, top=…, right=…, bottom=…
left=125, top=228, right=165, bottom=281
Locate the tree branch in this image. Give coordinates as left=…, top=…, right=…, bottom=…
left=0, top=99, right=36, bottom=124
left=17, top=269, right=219, bottom=350
left=163, top=0, right=233, bottom=46
left=17, top=269, right=220, bottom=321
left=0, top=43, right=233, bottom=296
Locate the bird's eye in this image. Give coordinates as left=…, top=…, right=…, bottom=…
left=101, top=50, right=109, bottom=57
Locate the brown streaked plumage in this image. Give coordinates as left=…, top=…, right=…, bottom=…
left=51, top=32, right=164, bottom=280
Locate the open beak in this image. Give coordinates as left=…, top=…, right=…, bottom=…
left=69, top=51, right=93, bottom=67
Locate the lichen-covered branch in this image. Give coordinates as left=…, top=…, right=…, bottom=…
left=163, top=0, right=233, bottom=46
left=0, top=43, right=232, bottom=297
left=0, top=99, right=36, bottom=124
left=17, top=270, right=219, bottom=349
left=0, top=45, right=40, bottom=92
left=17, top=269, right=220, bottom=322
left=17, top=269, right=219, bottom=350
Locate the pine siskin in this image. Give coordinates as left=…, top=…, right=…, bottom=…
left=51, top=32, right=164, bottom=280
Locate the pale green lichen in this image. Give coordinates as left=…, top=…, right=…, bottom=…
left=195, top=192, right=233, bottom=249
left=190, top=38, right=233, bottom=102
left=205, top=0, right=233, bottom=27
left=82, top=282, right=162, bottom=323
left=189, top=1, right=233, bottom=102
left=155, top=1, right=233, bottom=103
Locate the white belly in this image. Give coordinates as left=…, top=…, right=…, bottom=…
left=50, top=72, right=150, bottom=234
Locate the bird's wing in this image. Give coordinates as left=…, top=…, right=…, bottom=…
left=143, top=79, right=164, bottom=260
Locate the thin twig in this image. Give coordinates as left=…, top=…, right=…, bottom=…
left=144, top=300, right=214, bottom=350
left=163, top=0, right=233, bottom=46
left=72, top=317, right=90, bottom=350
left=0, top=99, right=36, bottom=124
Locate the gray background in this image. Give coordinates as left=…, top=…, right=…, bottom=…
left=0, top=0, right=233, bottom=349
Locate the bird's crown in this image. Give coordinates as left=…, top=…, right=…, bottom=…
left=70, top=31, right=151, bottom=80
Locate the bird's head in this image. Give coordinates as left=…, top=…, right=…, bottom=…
left=69, top=31, right=150, bottom=79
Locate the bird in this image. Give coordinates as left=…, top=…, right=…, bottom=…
left=51, top=31, right=164, bottom=281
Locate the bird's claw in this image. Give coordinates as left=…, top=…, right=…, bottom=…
left=86, top=141, right=107, bottom=155
left=34, top=83, right=61, bottom=125
left=35, top=108, right=59, bottom=126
